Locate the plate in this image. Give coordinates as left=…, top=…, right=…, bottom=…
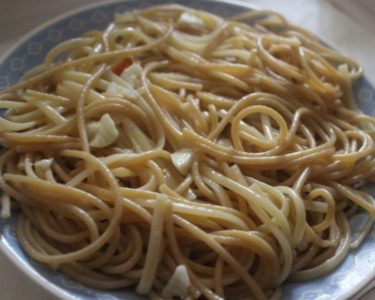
left=0, top=0, right=375, bottom=299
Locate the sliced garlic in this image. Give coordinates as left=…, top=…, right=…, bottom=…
left=162, top=265, right=191, bottom=299
left=90, top=114, right=119, bottom=148
left=171, top=148, right=194, bottom=175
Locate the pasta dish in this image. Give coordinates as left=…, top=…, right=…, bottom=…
left=0, top=4, right=374, bottom=300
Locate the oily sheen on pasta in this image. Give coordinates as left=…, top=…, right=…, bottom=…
left=0, top=4, right=375, bottom=300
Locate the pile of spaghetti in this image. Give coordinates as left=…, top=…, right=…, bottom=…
left=0, top=5, right=375, bottom=300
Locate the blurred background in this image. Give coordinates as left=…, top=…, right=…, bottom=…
left=0, top=0, right=374, bottom=299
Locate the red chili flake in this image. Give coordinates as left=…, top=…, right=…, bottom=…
left=112, top=57, right=133, bottom=76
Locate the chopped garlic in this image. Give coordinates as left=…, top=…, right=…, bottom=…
left=177, top=12, right=204, bottom=28
left=162, top=265, right=191, bottom=299
left=184, top=188, right=197, bottom=201
left=90, top=114, right=119, bottom=148
left=171, top=149, right=194, bottom=175
left=106, top=82, right=138, bottom=99
left=106, top=62, right=142, bottom=97
left=86, top=121, right=100, bottom=139
left=34, top=158, right=53, bottom=171
left=120, top=62, right=142, bottom=88
left=218, top=138, right=233, bottom=148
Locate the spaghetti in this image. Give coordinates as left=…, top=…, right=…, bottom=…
left=0, top=5, right=374, bottom=300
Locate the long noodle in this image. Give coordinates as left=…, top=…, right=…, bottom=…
left=0, top=5, right=374, bottom=300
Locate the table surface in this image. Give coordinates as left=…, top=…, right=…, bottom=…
left=0, top=0, right=374, bottom=299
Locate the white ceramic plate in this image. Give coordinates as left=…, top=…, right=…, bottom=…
left=0, top=1, right=375, bottom=299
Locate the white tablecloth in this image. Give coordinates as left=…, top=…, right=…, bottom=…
left=0, top=0, right=374, bottom=299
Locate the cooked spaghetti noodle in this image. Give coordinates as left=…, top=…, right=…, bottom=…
left=0, top=5, right=374, bottom=300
